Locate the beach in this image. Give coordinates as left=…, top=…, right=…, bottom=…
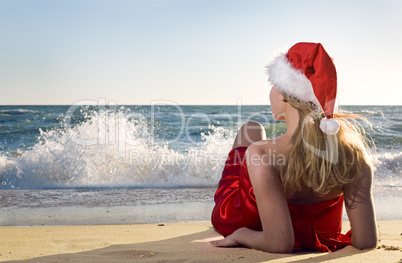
left=1, top=221, right=401, bottom=262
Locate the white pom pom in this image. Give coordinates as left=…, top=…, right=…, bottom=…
left=320, top=118, right=340, bottom=135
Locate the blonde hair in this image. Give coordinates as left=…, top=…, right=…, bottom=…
left=280, top=95, right=374, bottom=198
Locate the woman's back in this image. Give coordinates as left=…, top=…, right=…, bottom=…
left=212, top=136, right=355, bottom=252
left=256, top=136, right=344, bottom=206
left=287, top=186, right=343, bottom=205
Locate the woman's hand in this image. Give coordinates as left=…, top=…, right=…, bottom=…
left=210, top=231, right=241, bottom=247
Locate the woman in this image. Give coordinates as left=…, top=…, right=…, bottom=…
left=210, top=42, right=379, bottom=253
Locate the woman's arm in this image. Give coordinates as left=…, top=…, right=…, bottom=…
left=344, top=163, right=379, bottom=250
left=211, top=143, right=294, bottom=253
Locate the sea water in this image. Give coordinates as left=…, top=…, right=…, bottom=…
left=0, top=104, right=400, bottom=225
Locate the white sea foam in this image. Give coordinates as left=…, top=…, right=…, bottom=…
left=0, top=109, right=38, bottom=114
left=372, top=151, right=402, bottom=190
left=0, top=110, right=234, bottom=189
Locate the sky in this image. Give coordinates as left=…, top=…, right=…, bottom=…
left=1, top=0, right=401, bottom=105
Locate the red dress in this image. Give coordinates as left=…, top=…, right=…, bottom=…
left=211, top=146, right=352, bottom=252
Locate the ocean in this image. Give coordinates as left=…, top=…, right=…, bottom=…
left=0, top=104, right=401, bottom=225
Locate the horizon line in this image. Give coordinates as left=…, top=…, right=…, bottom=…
left=1, top=104, right=401, bottom=107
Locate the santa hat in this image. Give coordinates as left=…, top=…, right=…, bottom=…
left=267, top=42, right=340, bottom=135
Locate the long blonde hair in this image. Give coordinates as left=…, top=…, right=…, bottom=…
left=281, top=95, right=374, bottom=198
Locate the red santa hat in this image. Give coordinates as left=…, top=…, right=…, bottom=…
left=267, top=42, right=340, bottom=135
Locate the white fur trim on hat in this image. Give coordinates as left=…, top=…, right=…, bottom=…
left=267, top=53, right=322, bottom=111
left=319, top=118, right=340, bottom=135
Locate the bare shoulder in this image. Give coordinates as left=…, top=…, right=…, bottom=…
left=344, top=161, right=374, bottom=207
left=246, top=140, right=286, bottom=169
left=356, top=161, right=374, bottom=184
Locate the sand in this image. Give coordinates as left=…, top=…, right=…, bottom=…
left=0, top=221, right=401, bottom=263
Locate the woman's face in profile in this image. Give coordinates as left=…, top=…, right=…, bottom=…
left=269, top=86, right=286, bottom=121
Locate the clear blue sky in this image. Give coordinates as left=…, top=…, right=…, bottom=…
left=1, top=0, right=401, bottom=105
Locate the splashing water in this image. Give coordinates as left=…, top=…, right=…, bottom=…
left=0, top=109, right=235, bottom=189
